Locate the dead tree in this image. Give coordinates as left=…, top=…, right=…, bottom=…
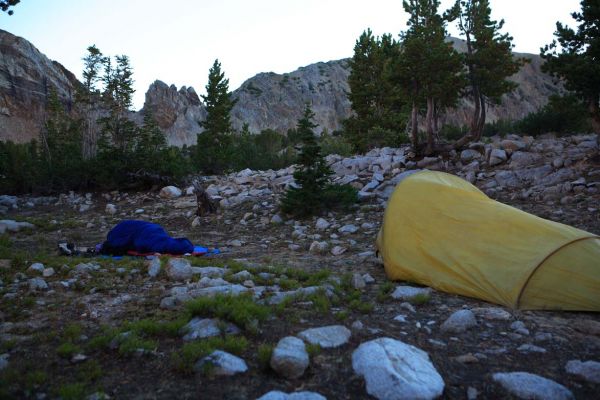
left=193, top=179, right=218, bottom=217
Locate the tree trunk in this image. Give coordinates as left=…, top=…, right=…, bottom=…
left=193, top=179, right=218, bottom=217
left=411, top=101, right=419, bottom=151
left=475, top=94, right=486, bottom=141
left=425, top=97, right=435, bottom=155
left=589, top=98, right=600, bottom=137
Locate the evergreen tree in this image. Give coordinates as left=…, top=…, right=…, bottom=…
left=281, top=104, right=333, bottom=216
left=98, top=55, right=136, bottom=154
left=195, top=59, right=237, bottom=174
left=346, top=30, right=405, bottom=153
left=455, top=0, right=523, bottom=144
left=79, top=45, right=104, bottom=159
left=541, top=0, right=600, bottom=137
left=39, top=89, right=84, bottom=190
left=393, top=0, right=464, bottom=154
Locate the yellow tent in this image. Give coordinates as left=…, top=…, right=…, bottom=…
left=376, top=170, right=600, bottom=311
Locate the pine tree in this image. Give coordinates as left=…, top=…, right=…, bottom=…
left=281, top=104, right=333, bottom=216
left=541, top=0, right=600, bottom=138
left=455, top=0, right=523, bottom=144
left=195, top=59, right=237, bottom=174
left=393, top=0, right=464, bottom=154
left=98, top=55, right=136, bottom=154
left=346, top=30, right=405, bottom=152
left=79, top=45, right=104, bottom=159
left=40, top=89, right=84, bottom=190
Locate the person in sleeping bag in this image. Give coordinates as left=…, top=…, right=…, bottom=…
left=99, top=220, right=194, bottom=256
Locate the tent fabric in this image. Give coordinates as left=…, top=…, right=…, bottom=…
left=100, top=220, right=194, bottom=256
left=376, top=170, right=600, bottom=311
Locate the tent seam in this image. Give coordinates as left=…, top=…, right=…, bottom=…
left=515, top=235, right=599, bottom=309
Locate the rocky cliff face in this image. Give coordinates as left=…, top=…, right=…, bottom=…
left=141, top=81, right=207, bottom=147
left=0, top=29, right=78, bottom=143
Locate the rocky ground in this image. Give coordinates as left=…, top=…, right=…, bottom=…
left=0, top=133, right=599, bottom=400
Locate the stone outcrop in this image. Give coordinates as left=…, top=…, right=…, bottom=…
left=0, top=29, right=79, bottom=143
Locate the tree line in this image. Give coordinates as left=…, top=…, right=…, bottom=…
left=1, top=0, right=598, bottom=196
left=345, top=0, right=600, bottom=154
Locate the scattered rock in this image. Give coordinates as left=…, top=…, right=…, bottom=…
left=181, top=318, right=240, bottom=341
left=309, top=241, right=329, bottom=254
left=297, top=325, right=351, bottom=348
left=28, top=277, right=48, bottom=291
left=195, top=350, right=248, bottom=376
left=338, top=224, right=358, bottom=234
left=270, top=214, right=284, bottom=224
left=441, top=310, right=477, bottom=333
left=257, top=391, right=326, bottom=400
left=165, top=258, right=193, bottom=281
left=147, top=258, right=161, bottom=278
left=565, top=360, right=600, bottom=384
left=351, top=273, right=366, bottom=289
left=352, top=337, right=444, bottom=400
left=390, top=285, right=431, bottom=300
left=330, top=246, right=346, bottom=256
left=471, top=307, right=512, bottom=321
left=270, top=336, right=309, bottom=379
left=517, top=344, right=546, bottom=353
left=492, top=372, right=573, bottom=400
left=159, top=186, right=182, bottom=198
left=315, top=218, right=330, bottom=230
left=105, top=203, right=117, bottom=214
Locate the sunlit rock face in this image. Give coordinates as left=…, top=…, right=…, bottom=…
left=0, top=29, right=79, bottom=143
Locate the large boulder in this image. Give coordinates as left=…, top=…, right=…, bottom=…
left=270, top=336, right=309, bottom=379
left=492, top=372, right=573, bottom=400
left=352, top=338, right=444, bottom=400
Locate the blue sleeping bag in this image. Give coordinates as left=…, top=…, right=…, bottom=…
left=100, top=220, right=194, bottom=255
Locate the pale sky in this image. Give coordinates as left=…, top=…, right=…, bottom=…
left=1, top=0, right=580, bottom=110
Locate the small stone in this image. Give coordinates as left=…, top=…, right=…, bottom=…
left=565, top=360, right=600, bottom=384
left=71, top=353, right=88, bottom=363
left=471, top=307, right=512, bottom=321
left=492, top=372, right=573, bottom=400
left=393, top=314, right=407, bottom=323
left=29, top=277, right=48, bottom=291
left=351, top=321, right=364, bottom=330
left=390, top=285, right=431, bottom=300
left=338, top=224, right=358, bottom=234
left=257, top=391, right=326, bottom=400
left=159, top=186, right=182, bottom=198
left=147, top=258, right=161, bottom=278
left=297, top=325, right=351, bottom=348
left=517, top=344, right=546, bottom=353
left=270, top=214, right=284, bottom=224
left=105, top=203, right=117, bottom=214
left=28, top=263, right=45, bottom=274
left=42, top=267, right=55, bottom=277
left=441, top=310, right=477, bottom=333
left=195, top=350, right=248, bottom=376
left=467, top=387, right=478, bottom=400
left=315, top=218, right=330, bottom=230
left=400, top=302, right=416, bottom=313
left=191, top=216, right=201, bottom=227
left=229, top=239, right=243, bottom=247
left=270, top=336, right=309, bottom=379
left=288, top=244, right=301, bottom=251
left=351, top=273, right=366, bottom=289
left=165, top=259, right=193, bottom=281
left=362, top=273, right=375, bottom=284
left=455, top=354, right=478, bottom=363
left=181, top=318, right=240, bottom=341
left=309, top=241, right=329, bottom=254
left=330, top=246, right=346, bottom=256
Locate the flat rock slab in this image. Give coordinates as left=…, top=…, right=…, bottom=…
left=297, top=325, right=351, bottom=348
left=181, top=318, right=240, bottom=341
left=188, top=284, right=248, bottom=298
left=390, top=285, right=432, bottom=300
left=257, top=391, right=326, bottom=400
left=565, top=359, right=600, bottom=384
left=270, top=336, right=309, bottom=379
left=441, top=310, right=477, bottom=333
left=492, top=372, right=574, bottom=400
left=352, top=337, right=444, bottom=400
left=194, top=350, right=247, bottom=376
left=191, top=266, right=227, bottom=278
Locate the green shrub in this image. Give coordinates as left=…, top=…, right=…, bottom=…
left=56, top=342, right=81, bottom=358
left=516, top=94, right=591, bottom=136
left=257, top=343, right=274, bottom=370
